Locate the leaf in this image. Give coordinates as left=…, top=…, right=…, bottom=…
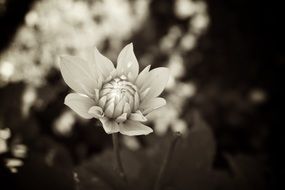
left=221, top=154, right=267, bottom=190
left=75, top=148, right=144, bottom=190
left=75, top=113, right=217, bottom=190
left=161, top=112, right=216, bottom=190
left=211, top=154, right=267, bottom=190
left=74, top=165, right=113, bottom=190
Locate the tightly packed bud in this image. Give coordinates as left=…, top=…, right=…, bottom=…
left=98, top=75, right=140, bottom=118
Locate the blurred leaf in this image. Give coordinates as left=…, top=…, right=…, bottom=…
left=75, top=164, right=113, bottom=190
left=161, top=112, right=216, bottom=190
left=211, top=154, right=267, bottom=190
left=76, top=113, right=217, bottom=190
left=221, top=154, right=267, bottom=190
left=75, top=149, right=130, bottom=190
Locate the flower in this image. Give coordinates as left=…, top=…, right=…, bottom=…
left=59, top=43, right=169, bottom=136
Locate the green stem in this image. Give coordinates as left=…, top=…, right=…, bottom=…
left=112, top=133, right=127, bottom=183
left=154, top=132, right=181, bottom=190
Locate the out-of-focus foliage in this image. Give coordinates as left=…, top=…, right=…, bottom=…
left=76, top=113, right=266, bottom=190
left=0, top=0, right=277, bottom=189
left=76, top=113, right=216, bottom=190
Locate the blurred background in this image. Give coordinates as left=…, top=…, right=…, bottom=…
left=0, top=0, right=283, bottom=189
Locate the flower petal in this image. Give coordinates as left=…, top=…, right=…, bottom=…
left=123, top=103, right=131, bottom=114
left=64, top=93, right=95, bottom=119
left=115, top=113, right=128, bottom=123
left=140, top=87, right=150, bottom=101
left=105, top=102, right=115, bottom=118
left=119, top=120, right=153, bottom=136
left=59, top=55, right=99, bottom=96
left=135, top=65, right=151, bottom=89
left=129, top=111, right=147, bottom=122
left=133, top=92, right=140, bottom=110
left=92, top=47, right=115, bottom=79
left=113, top=99, right=125, bottom=118
left=99, top=96, right=107, bottom=108
left=99, top=117, right=119, bottom=134
left=140, top=67, right=170, bottom=103
left=139, top=97, right=166, bottom=115
left=116, top=43, right=139, bottom=82
left=88, top=106, right=103, bottom=119
left=94, top=89, right=100, bottom=103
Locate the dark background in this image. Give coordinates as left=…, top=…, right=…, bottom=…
left=0, top=0, right=284, bottom=189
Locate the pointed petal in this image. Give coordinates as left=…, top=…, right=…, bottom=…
left=95, top=75, right=103, bottom=90
left=115, top=113, right=128, bottom=123
left=93, top=47, right=115, bottom=79
left=135, top=65, right=151, bottom=89
left=88, top=106, right=103, bottom=119
left=140, top=97, right=166, bottom=115
left=140, top=88, right=150, bottom=100
left=133, top=92, right=140, bottom=110
left=140, top=67, right=170, bottom=103
left=99, top=117, right=119, bottom=134
left=105, top=102, right=115, bottom=118
left=123, top=103, right=131, bottom=114
left=119, top=120, right=153, bottom=136
left=94, top=89, right=100, bottom=103
left=129, top=111, right=147, bottom=122
left=99, top=96, right=107, bottom=108
left=128, top=98, right=134, bottom=112
left=64, top=93, right=94, bottom=119
left=59, top=55, right=98, bottom=96
left=113, top=99, right=125, bottom=118
left=116, top=43, right=139, bottom=81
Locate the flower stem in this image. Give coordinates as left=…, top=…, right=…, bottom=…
left=73, top=172, right=80, bottom=190
left=112, top=133, right=127, bottom=183
left=154, top=132, right=181, bottom=190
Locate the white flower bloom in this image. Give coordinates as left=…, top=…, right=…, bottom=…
left=59, top=43, right=169, bottom=136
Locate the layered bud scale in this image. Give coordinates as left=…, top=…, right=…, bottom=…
left=98, top=75, right=139, bottom=118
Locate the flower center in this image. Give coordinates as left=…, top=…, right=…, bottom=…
left=99, top=75, right=140, bottom=118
